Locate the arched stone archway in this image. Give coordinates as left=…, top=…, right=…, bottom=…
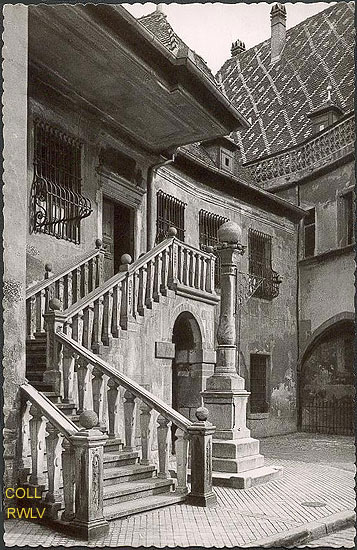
left=299, top=313, right=354, bottom=435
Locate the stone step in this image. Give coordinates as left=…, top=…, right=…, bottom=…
left=104, top=437, right=123, bottom=453
left=103, top=464, right=155, bottom=486
left=212, top=438, right=260, bottom=459
left=212, top=453, right=265, bottom=474
left=43, top=392, right=62, bottom=404
left=103, top=451, right=139, bottom=469
left=212, top=465, right=283, bottom=489
left=26, top=370, right=46, bottom=381
left=103, top=478, right=174, bottom=506
left=104, top=492, right=186, bottom=521
left=30, top=381, right=54, bottom=392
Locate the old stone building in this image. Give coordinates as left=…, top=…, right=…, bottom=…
left=217, top=1, right=355, bottom=434
left=2, top=1, right=354, bottom=539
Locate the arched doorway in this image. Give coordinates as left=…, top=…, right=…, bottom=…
left=299, top=316, right=354, bottom=435
left=171, top=312, right=203, bottom=449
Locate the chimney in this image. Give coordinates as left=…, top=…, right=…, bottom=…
left=156, top=4, right=165, bottom=15
left=231, top=39, right=246, bottom=57
left=270, top=3, right=287, bottom=63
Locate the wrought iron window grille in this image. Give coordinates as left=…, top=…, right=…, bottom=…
left=156, top=190, right=186, bottom=243
left=199, top=210, right=229, bottom=286
left=248, top=229, right=281, bottom=300
left=31, top=119, right=92, bottom=244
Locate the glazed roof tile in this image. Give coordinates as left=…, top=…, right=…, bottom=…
left=217, top=2, right=355, bottom=163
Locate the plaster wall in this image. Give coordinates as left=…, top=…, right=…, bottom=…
left=154, top=166, right=299, bottom=437
left=3, top=5, right=28, bottom=494
left=26, top=83, right=150, bottom=288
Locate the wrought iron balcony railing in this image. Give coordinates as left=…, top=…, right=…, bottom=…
left=30, top=175, right=92, bottom=244
left=246, top=114, right=354, bottom=186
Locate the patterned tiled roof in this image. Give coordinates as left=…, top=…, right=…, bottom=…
left=138, top=10, right=217, bottom=85
left=217, top=2, right=355, bottom=163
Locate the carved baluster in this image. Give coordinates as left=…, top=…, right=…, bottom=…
left=107, top=379, right=119, bottom=438
left=188, top=250, right=195, bottom=287
left=44, top=300, right=66, bottom=397
left=81, top=262, right=90, bottom=298
left=153, top=255, right=160, bottom=302
left=36, top=289, right=46, bottom=334
left=27, top=295, right=36, bottom=339
left=20, top=400, right=32, bottom=472
left=102, top=290, right=112, bottom=346
left=194, top=253, right=200, bottom=288
left=92, top=367, right=104, bottom=427
left=95, top=239, right=105, bottom=288
left=175, top=428, right=189, bottom=494
left=182, top=248, right=189, bottom=285
left=137, top=267, right=145, bottom=316
left=160, top=249, right=168, bottom=296
left=89, top=258, right=96, bottom=293
left=63, top=274, right=70, bottom=310
left=62, top=347, right=76, bottom=403
left=45, top=425, right=63, bottom=511
left=61, top=439, right=76, bottom=522
left=157, top=415, right=170, bottom=478
left=200, top=255, right=206, bottom=291
left=75, top=357, right=89, bottom=415
left=168, top=238, right=179, bottom=289
left=72, top=267, right=81, bottom=304
left=111, top=283, right=120, bottom=338
left=92, top=297, right=104, bottom=352
left=139, top=401, right=152, bottom=465
left=123, top=390, right=136, bottom=451
left=145, top=260, right=153, bottom=309
left=29, top=405, right=47, bottom=486
left=82, top=304, right=95, bottom=350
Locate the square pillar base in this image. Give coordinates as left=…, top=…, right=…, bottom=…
left=186, top=491, right=217, bottom=507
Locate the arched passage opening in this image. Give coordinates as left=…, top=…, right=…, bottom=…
left=172, top=311, right=203, bottom=422
left=299, top=316, right=354, bottom=435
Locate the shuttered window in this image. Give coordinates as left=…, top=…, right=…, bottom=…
left=250, top=354, right=269, bottom=413
left=248, top=229, right=280, bottom=300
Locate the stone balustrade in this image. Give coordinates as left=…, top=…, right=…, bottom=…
left=246, top=114, right=354, bottom=186
left=26, top=240, right=105, bottom=339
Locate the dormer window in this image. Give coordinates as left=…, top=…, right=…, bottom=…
left=307, top=85, right=344, bottom=135
left=200, top=135, right=239, bottom=175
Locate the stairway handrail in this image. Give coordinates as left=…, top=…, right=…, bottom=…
left=56, top=331, right=192, bottom=432
left=21, top=381, right=80, bottom=438
left=26, top=246, right=103, bottom=300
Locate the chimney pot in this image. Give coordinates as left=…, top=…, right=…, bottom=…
left=231, top=39, right=246, bottom=57
left=270, top=3, right=287, bottom=63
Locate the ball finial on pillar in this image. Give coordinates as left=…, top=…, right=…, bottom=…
left=120, top=253, right=132, bottom=265
left=168, top=226, right=177, bottom=237
left=79, top=410, right=99, bottom=430
left=195, top=406, right=209, bottom=422
left=218, top=221, right=242, bottom=244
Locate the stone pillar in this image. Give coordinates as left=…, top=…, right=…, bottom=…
left=43, top=299, right=67, bottom=396
left=70, top=411, right=109, bottom=540
left=202, top=222, right=282, bottom=488
left=2, top=4, right=28, bottom=508
left=186, top=407, right=217, bottom=507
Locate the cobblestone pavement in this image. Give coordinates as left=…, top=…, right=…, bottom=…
left=4, top=433, right=355, bottom=547
left=298, top=527, right=356, bottom=547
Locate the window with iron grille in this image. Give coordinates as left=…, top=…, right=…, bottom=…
left=156, top=190, right=186, bottom=243
left=199, top=210, right=228, bottom=286
left=30, top=118, right=92, bottom=244
left=250, top=354, right=270, bottom=413
left=248, top=229, right=280, bottom=300
left=342, top=191, right=354, bottom=246
left=303, top=208, right=316, bottom=257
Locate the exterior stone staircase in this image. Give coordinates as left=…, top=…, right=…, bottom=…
left=22, top=234, right=218, bottom=538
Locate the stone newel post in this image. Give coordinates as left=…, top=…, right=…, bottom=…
left=203, top=222, right=251, bottom=441
left=70, top=410, right=109, bottom=540
left=187, top=407, right=217, bottom=507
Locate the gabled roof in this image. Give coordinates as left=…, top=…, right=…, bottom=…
left=218, top=2, right=354, bottom=163
left=138, top=10, right=217, bottom=85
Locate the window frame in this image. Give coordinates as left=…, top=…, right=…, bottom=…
left=303, top=207, right=316, bottom=258
left=155, top=189, right=186, bottom=243
left=338, top=187, right=355, bottom=247
left=199, top=210, right=229, bottom=286
left=249, top=353, right=271, bottom=415
left=248, top=228, right=280, bottom=300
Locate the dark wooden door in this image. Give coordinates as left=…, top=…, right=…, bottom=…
left=102, top=198, right=115, bottom=281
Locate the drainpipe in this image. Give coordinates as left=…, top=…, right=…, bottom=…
left=146, top=151, right=177, bottom=252
left=296, top=181, right=302, bottom=429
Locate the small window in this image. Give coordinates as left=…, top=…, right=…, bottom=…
left=303, top=208, right=316, bottom=257
left=220, top=150, right=233, bottom=173
left=248, top=229, right=280, bottom=300
left=31, top=118, right=92, bottom=244
left=199, top=210, right=228, bottom=286
left=341, top=191, right=354, bottom=246
left=156, top=190, right=186, bottom=243
left=250, top=354, right=270, bottom=413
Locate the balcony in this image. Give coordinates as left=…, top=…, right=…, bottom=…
left=245, top=114, right=354, bottom=188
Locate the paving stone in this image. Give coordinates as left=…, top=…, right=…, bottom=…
left=4, top=433, right=355, bottom=548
